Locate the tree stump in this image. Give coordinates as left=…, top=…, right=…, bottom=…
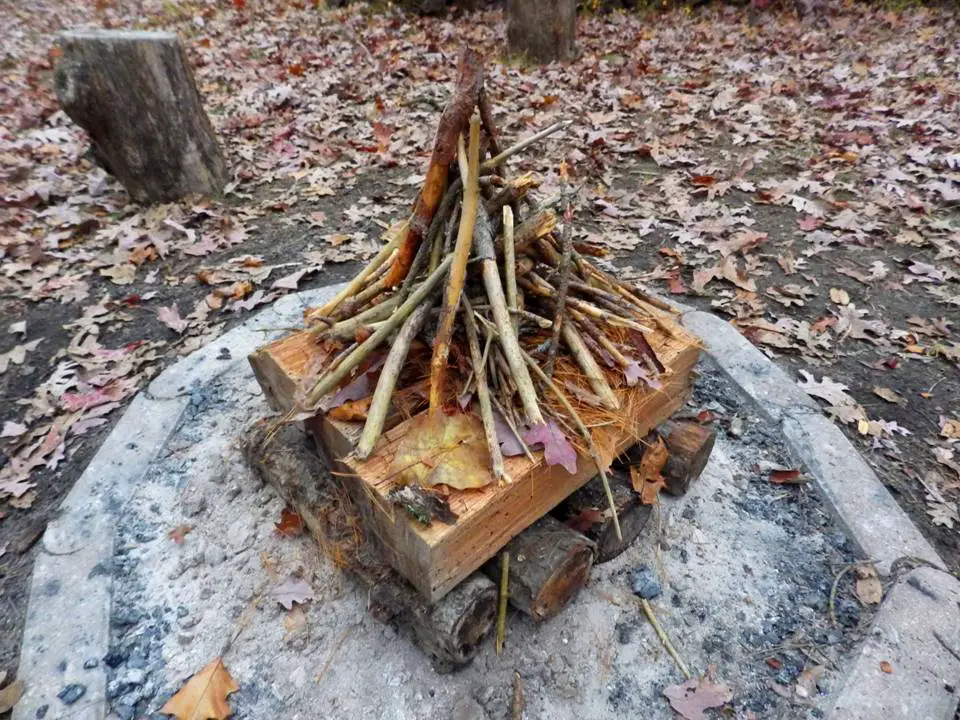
left=242, top=420, right=496, bottom=672
left=554, top=469, right=652, bottom=563
left=505, top=0, right=578, bottom=63
left=659, top=421, right=716, bottom=496
left=482, top=515, right=595, bottom=621
left=54, top=30, right=228, bottom=203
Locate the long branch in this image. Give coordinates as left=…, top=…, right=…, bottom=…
left=480, top=120, right=571, bottom=173
left=428, top=117, right=481, bottom=411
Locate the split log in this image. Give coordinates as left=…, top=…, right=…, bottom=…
left=659, top=421, right=716, bottom=496
left=54, top=30, right=228, bottom=203
left=506, top=0, right=578, bottom=64
left=554, top=470, right=652, bottom=563
left=482, top=515, right=595, bottom=621
left=242, top=420, right=496, bottom=672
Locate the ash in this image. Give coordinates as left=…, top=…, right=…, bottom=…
left=104, top=358, right=868, bottom=720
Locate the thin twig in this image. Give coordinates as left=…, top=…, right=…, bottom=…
left=545, top=175, right=574, bottom=377
left=503, top=205, right=519, bottom=335
left=463, top=296, right=509, bottom=484
left=481, top=120, right=571, bottom=173
left=496, top=551, right=510, bottom=655
left=640, top=598, right=691, bottom=680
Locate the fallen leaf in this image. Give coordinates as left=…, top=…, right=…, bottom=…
left=8, top=491, right=35, bottom=509
left=7, top=321, right=26, bottom=337
left=663, top=675, right=733, bottom=720
left=0, top=421, right=28, bottom=439
left=274, top=507, right=304, bottom=536
left=326, top=396, right=372, bottom=422
left=0, top=678, right=25, bottom=714
left=872, top=387, right=906, bottom=406
left=769, top=468, right=805, bottom=484
left=283, top=606, right=308, bottom=640
left=158, top=305, right=190, bottom=334
left=523, top=421, right=578, bottom=475
left=795, top=664, right=824, bottom=699
left=161, top=657, right=238, bottom=720
left=940, top=418, right=960, bottom=440
left=631, top=435, right=669, bottom=504
left=168, top=524, right=194, bottom=544
left=392, top=412, right=492, bottom=489
left=828, top=288, right=850, bottom=305
left=0, top=339, right=42, bottom=374
left=99, top=263, right=136, bottom=285
left=271, top=576, right=316, bottom=610
left=879, top=660, right=893, bottom=674
left=566, top=507, right=605, bottom=533
left=854, top=565, right=883, bottom=605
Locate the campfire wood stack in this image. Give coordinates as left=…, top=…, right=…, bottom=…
left=248, top=49, right=704, bottom=609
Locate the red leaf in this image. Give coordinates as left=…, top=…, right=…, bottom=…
left=523, top=421, right=577, bottom=474
left=769, top=469, right=805, bottom=484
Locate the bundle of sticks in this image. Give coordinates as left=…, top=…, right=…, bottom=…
left=293, top=49, right=677, bottom=538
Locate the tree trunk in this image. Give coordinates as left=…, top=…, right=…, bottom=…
left=482, top=515, right=595, bottom=621
left=54, top=30, right=228, bottom=203
left=506, top=0, right=577, bottom=63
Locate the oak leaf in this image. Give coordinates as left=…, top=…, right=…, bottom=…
left=663, top=675, right=733, bottom=720
left=631, top=436, right=669, bottom=504
left=161, top=657, right=238, bottom=720
left=274, top=507, right=304, bottom=536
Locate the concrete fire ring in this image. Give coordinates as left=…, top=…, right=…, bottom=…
left=12, top=285, right=960, bottom=720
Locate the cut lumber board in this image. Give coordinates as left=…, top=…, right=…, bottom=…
left=250, top=316, right=700, bottom=602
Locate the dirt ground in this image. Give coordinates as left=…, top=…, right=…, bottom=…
left=1, top=0, right=958, bottom=694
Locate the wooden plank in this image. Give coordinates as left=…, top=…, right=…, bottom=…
left=250, top=316, right=701, bottom=602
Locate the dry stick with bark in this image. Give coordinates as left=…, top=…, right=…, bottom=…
left=480, top=119, right=571, bottom=173
left=306, top=254, right=454, bottom=408
left=544, top=175, right=574, bottom=378
left=502, top=206, right=519, bottom=335
left=474, top=212, right=544, bottom=425
left=462, top=296, right=509, bottom=484
left=386, top=49, right=483, bottom=288
left=355, top=301, right=434, bottom=460
left=522, top=351, right=622, bottom=541
left=428, top=117, right=481, bottom=412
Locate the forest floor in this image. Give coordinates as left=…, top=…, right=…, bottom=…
left=1, top=0, right=958, bottom=687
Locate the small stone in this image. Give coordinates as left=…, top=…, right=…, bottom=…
left=115, top=704, right=136, bottom=720
left=224, top=483, right=242, bottom=501
left=35, top=705, right=49, bottom=719
left=630, top=565, right=662, bottom=600
left=57, top=683, right=86, bottom=706
left=103, top=650, right=127, bottom=668
left=119, top=669, right=146, bottom=686
left=180, top=485, right=207, bottom=517
left=729, top=416, right=745, bottom=438
left=179, top=613, right=200, bottom=630
left=177, top=630, right=195, bottom=646
left=383, top=624, right=397, bottom=641
left=217, top=347, right=232, bottom=360
left=112, top=609, right=141, bottom=627
left=83, top=657, right=99, bottom=669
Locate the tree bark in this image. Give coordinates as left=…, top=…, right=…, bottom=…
left=482, top=515, right=595, bottom=621
left=54, top=30, right=228, bottom=203
left=506, top=0, right=578, bottom=64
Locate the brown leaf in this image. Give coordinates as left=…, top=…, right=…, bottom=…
left=274, top=507, right=304, bottom=536
left=391, top=412, right=492, bottom=490
left=872, top=387, right=906, bottom=406
left=566, top=507, right=605, bottom=533
left=940, top=418, right=960, bottom=439
left=854, top=565, right=883, bottom=605
left=631, top=436, right=669, bottom=504
left=879, top=660, right=893, bottom=674
left=168, top=524, right=194, bottom=544
left=160, top=657, right=238, bottom=720
left=662, top=675, right=733, bottom=720
left=158, top=305, right=190, bottom=334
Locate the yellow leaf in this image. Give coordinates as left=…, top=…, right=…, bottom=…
left=391, top=412, right=492, bottom=490
left=854, top=565, right=883, bottom=605
left=161, top=657, right=238, bottom=720
left=829, top=288, right=849, bottom=305
left=941, top=419, right=960, bottom=440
